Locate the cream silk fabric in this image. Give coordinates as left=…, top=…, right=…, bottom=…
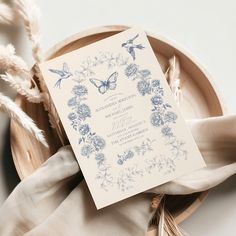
left=0, top=115, right=236, bottom=236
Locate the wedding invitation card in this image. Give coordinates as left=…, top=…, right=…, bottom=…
left=39, top=28, right=205, bottom=209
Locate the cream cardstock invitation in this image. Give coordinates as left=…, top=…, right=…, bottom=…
left=39, top=28, right=205, bottom=209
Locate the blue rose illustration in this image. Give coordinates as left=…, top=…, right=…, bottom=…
left=68, top=112, right=77, bottom=121
left=151, top=95, right=163, bottom=105
left=150, top=112, right=164, bottom=127
left=92, top=135, right=106, bottom=151
left=161, top=126, right=173, bottom=137
left=81, top=144, right=93, bottom=157
left=77, top=104, right=91, bottom=120
left=125, top=63, right=139, bottom=77
left=164, top=111, right=177, bottom=123
left=126, top=150, right=134, bottom=159
left=137, top=80, right=151, bottom=96
left=79, top=124, right=90, bottom=135
left=95, top=153, right=106, bottom=166
left=151, top=80, right=160, bottom=87
left=72, top=85, right=88, bottom=97
left=117, top=159, right=123, bottom=165
left=67, top=97, right=77, bottom=107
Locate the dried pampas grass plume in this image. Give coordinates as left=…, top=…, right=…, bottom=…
left=150, top=195, right=186, bottom=236
left=0, top=44, right=32, bottom=81
left=0, top=2, right=15, bottom=25
left=0, top=73, right=42, bottom=103
left=13, top=0, right=43, bottom=62
left=12, top=1, right=67, bottom=145
left=0, top=92, right=48, bottom=147
left=166, top=55, right=182, bottom=106
left=0, top=44, right=43, bottom=102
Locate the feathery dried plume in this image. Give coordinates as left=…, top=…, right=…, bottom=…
left=0, top=44, right=31, bottom=80
left=0, top=43, right=42, bottom=102
left=149, top=195, right=186, bottom=236
left=167, top=55, right=182, bottom=105
left=0, top=2, right=15, bottom=25
left=158, top=203, right=186, bottom=236
left=13, top=0, right=43, bottom=62
left=0, top=92, right=48, bottom=147
left=0, top=73, right=42, bottom=103
left=158, top=204, right=165, bottom=236
left=13, top=1, right=67, bottom=144
left=163, top=208, right=187, bottom=236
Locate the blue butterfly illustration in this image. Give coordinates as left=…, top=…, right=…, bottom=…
left=49, top=62, right=72, bottom=88
left=89, top=72, right=118, bottom=94
left=122, top=34, right=145, bottom=60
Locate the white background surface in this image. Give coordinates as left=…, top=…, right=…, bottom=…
left=1, top=0, right=236, bottom=235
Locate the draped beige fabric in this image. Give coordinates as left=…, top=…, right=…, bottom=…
left=0, top=115, right=236, bottom=236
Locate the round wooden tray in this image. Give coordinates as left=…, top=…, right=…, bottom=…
left=10, top=25, right=226, bottom=228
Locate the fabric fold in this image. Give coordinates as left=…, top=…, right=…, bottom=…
left=1, top=115, right=236, bottom=236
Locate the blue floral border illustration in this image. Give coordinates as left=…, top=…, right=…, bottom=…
left=117, top=138, right=156, bottom=165
left=125, top=63, right=187, bottom=162
left=65, top=50, right=187, bottom=192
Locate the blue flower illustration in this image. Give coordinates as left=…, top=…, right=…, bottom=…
left=151, top=80, right=160, bottom=87
left=117, top=159, right=123, bottom=165
left=67, top=97, right=77, bottom=107
left=68, top=112, right=77, bottom=121
left=79, top=124, right=90, bottom=135
left=137, top=80, right=151, bottom=96
left=72, top=85, right=88, bottom=97
left=92, top=135, right=106, bottom=151
left=81, top=144, right=93, bottom=157
left=126, top=150, right=134, bottom=159
left=164, top=111, right=177, bottom=123
left=161, top=126, right=173, bottom=137
left=95, top=153, right=105, bottom=166
left=150, top=112, right=164, bottom=127
left=118, top=150, right=135, bottom=165
left=137, top=69, right=151, bottom=79
left=95, top=153, right=105, bottom=161
left=77, top=104, right=91, bottom=120
left=125, top=63, right=139, bottom=77
left=151, top=95, right=163, bottom=105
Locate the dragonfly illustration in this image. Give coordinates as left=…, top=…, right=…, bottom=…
left=49, top=62, right=72, bottom=88
left=89, top=72, right=118, bottom=94
left=122, top=34, right=145, bottom=60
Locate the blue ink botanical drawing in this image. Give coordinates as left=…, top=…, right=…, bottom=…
left=73, top=52, right=129, bottom=81
left=49, top=62, right=72, bottom=88
left=95, top=153, right=113, bottom=190
left=68, top=86, right=105, bottom=157
left=117, top=150, right=134, bottom=165
left=67, top=84, right=89, bottom=130
left=117, top=138, right=156, bottom=165
left=66, top=52, right=130, bottom=191
left=122, top=34, right=145, bottom=60
left=123, top=61, right=187, bottom=175
left=125, top=63, right=150, bottom=80
left=145, top=155, right=176, bottom=175
left=67, top=75, right=113, bottom=190
left=89, top=71, right=118, bottom=94
left=149, top=79, right=187, bottom=161
left=66, top=47, right=188, bottom=192
left=133, top=138, right=156, bottom=155
left=80, top=134, right=106, bottom=157
left=116, top=165, right=143, bottom=191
